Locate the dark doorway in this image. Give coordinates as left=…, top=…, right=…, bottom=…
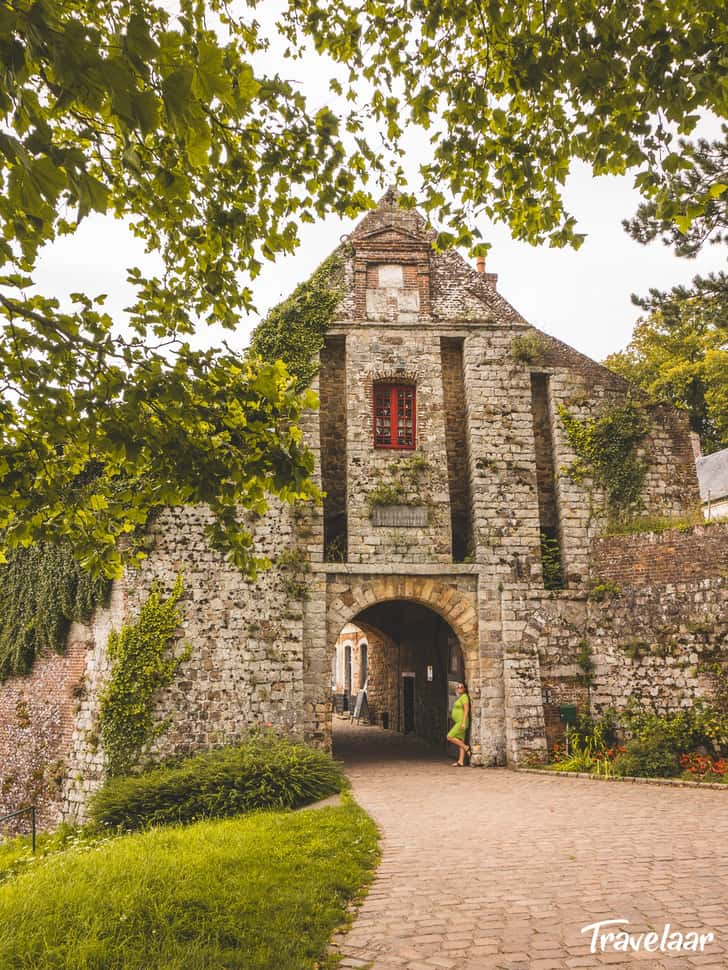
left=403, top=675, right=415, bottom=733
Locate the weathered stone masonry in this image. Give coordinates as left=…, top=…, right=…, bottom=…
left=1, top=191, right=725, bottom=825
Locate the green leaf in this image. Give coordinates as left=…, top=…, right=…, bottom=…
left=236, top=64, right=261, bottom=104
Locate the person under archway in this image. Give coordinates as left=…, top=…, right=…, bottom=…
left=447, top=682, right=471, bottom=766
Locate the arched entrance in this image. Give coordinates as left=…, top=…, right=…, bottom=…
left=330, top=599, right=467, bottom=755
left=303, top=572, right=484, bottom=759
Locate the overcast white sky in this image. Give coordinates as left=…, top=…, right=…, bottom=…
left=30, top=11, right=726, bottom=365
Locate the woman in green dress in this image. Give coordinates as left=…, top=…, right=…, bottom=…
left=447, top=682, right=471, bottom=766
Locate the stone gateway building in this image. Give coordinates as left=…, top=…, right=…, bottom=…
left=1, top=192, right=727, bottom=825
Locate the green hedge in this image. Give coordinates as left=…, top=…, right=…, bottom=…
left=89, top=737, right=345, bottom=830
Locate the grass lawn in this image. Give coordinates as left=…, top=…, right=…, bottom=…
left=0, top=825, right=87, bottom=884
left=0, top=798, right=378, bottom=970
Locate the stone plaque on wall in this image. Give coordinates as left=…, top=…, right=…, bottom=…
left=371, top=505, right=429, bottom=527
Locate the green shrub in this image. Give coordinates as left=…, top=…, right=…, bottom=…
left=612, top=704, right=728, bottom=777
left=511, top=331, right=544, bottom=363
left=0, top=801, right=378, bottom=970
left=89, top=736, right=346, bottom=831
left=621, top=704, right=728, bottom=759
left=613, top=738, right=681, bottom=778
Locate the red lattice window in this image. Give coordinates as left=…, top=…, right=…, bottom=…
left=373, top=383, right=416, bottom=449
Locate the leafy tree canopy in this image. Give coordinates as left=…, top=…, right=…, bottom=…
left=283, top=0, right=728, bottom=249
left=0, top=0, right=375, bottom=577
left=619, top=127, right=727, bottom=456
left=604, top=287, right=728, bottom=454
left=624, top=127, right=728, bottom=257
left=2, top=0, right=727, bottom=578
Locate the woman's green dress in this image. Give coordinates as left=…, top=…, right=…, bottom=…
left=447, top=692, right=470, bottom=740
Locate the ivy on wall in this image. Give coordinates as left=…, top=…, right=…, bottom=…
left=0, top=543, right=111, bottom=681
left=558, top=400, right=650, bottom=522
left=540, top=532, right=564, bottom=590
left=247, top=246, right=347, bottom=388
left=99, top=575, right=190, bottom=777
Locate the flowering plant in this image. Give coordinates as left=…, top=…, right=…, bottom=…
left=680, top=752, right=728, bottom=780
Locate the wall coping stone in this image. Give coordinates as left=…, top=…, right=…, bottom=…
left=593, top=522, right=728, bottom=548
left=517, top=768, right=728, bottom=790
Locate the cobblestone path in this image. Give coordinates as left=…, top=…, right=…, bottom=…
left=331, top=722, right=728, bottom=970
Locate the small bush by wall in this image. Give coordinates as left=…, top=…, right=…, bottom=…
left=88, top=736, right=346, bottom=831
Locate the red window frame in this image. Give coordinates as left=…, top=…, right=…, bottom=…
left=373, top=383, right=416, bottom=449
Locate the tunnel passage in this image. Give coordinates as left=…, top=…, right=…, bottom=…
left=331, top=600, right=465, bottom=750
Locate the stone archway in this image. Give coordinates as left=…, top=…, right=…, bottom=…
left=302, top=572, right=480, bottom=756
left=326, top=575, right=479, bottom=667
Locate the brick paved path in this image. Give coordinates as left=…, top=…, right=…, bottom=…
left=332, top=722, right=728, bottom=970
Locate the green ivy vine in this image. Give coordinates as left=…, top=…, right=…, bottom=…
left=99, top=575, right=190, bottom=777
left=0, top=543, right=111, bottom=680
left=247, top=246, right=347, bottom=388
left=540, top=531, right=564, bottom=590
left=558, top=400, right=650, bottom=522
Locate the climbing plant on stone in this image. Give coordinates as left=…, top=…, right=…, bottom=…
left=0, top=543, right=110, bottom=680
left=366, top=452, right=431, bottom=513
left=98, top=576, right=189, bottom=777
left=248, top=247, right=347, bottom=389
left=559, top=401, right=650, bottom=523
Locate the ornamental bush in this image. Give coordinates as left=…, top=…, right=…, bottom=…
left=88, top=736, right=346, bottom=831
left=612, top=737, right=682, bottom=778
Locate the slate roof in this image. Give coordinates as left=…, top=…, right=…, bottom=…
left=696, top=447, right=728, bottom=502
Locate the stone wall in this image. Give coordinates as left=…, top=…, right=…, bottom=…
left=61, top=500, right=315, bottom=821
left=535, top=335, right=701, bottom=586
left=500, top=523, right=728, bottom=764
left=360, top=626, right=398, bottom=728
